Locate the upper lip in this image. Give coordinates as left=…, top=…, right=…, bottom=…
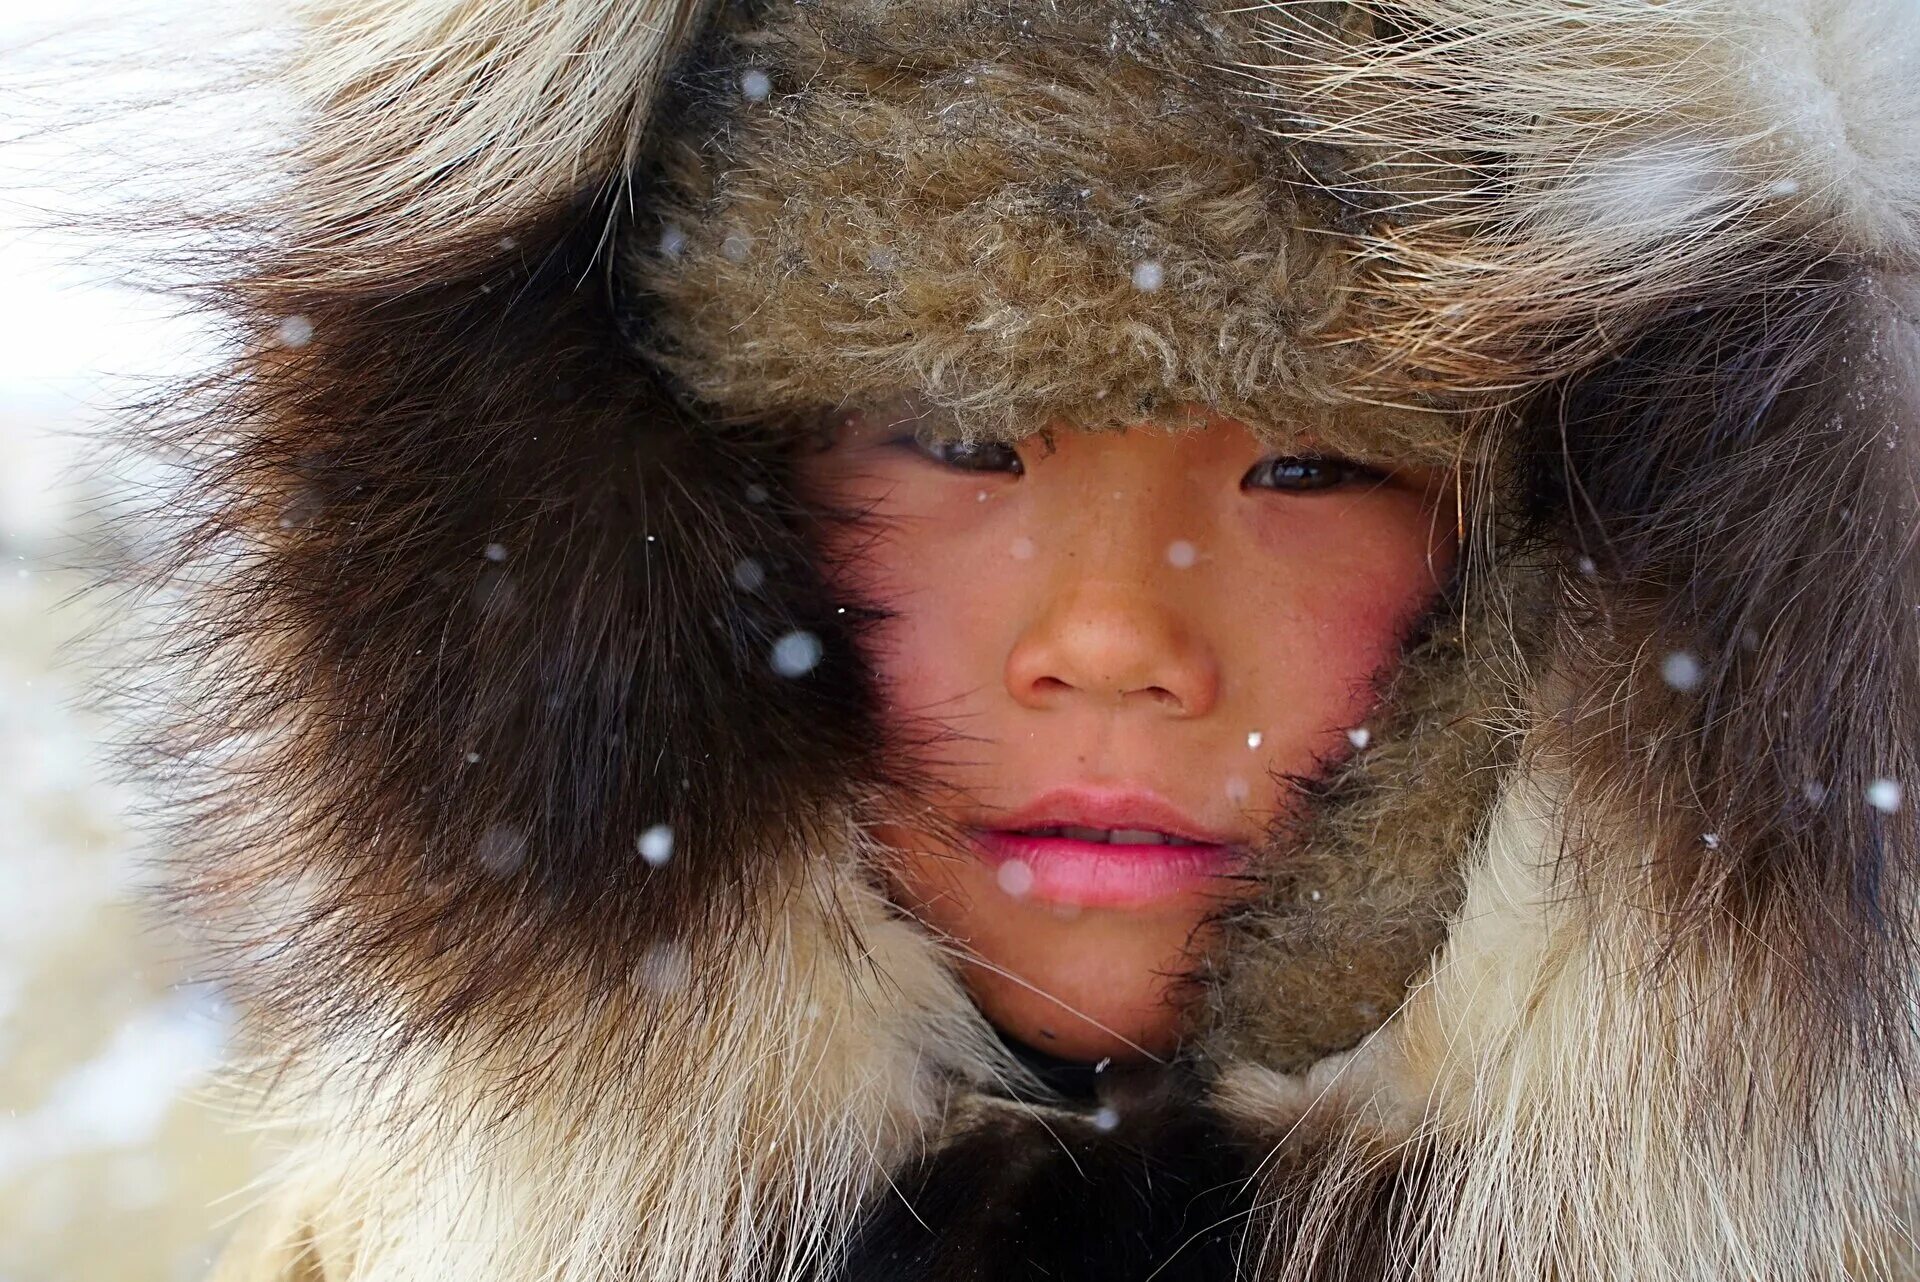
left=975, top=786, right=1241, bottom=847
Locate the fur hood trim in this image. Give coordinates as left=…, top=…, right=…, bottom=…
left=283, top=0, right=716, bottom=283
left=118, top=0, right=1920, bottom=1279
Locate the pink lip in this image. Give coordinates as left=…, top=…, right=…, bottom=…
left=967, top=787, right=1249, bottom=909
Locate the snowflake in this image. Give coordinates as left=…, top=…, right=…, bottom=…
left=996, top=859, right=1034, bottom=897
left=1661, top=651, right=1703, bottom=692
left=1866, top=778, right=1903, bottom=814
left=770, top=629, right=823, bottom=677
left=475, top=824, right=528, bottom=876
left=638, top=824, right=675, bottom=867
left=732, top=557, right=766, bottom=592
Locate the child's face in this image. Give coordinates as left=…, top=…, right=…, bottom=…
left=797, top=406, right=1457, bottom=1062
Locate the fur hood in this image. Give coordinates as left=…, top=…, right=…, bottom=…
left=122, top=0, right=1920, bottom=1278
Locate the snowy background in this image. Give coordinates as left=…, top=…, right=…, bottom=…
left=2, top=2, right=262, bottom=1277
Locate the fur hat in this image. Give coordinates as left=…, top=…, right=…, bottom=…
left=116, top=0, right=1920, bottom=1278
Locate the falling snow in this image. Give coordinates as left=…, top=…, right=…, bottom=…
left=1224, top=775, right=1250, bottom=803
left=475, top=824, right=528, bottom=876
left=721, top=230, right=754, bottom=262
left=771, top=629, right=823, bottom=677
left=1866, top=778, right=1903, bottom=814
left=996, top=859, right=1034, bottom=897
left=1661, top=651, right=1703, bottom=692
left=1166, top=540, right=1196, bottom=568
left=638, top=824, right=675, bottom=867
left=636, top=941, right=692, bottom=993
left=1010, top=536, right=1036, bottom=560
left=740, top=68, right=772, bottom=101
left=1091, top=1106, right=1120, bottom=1132
left=483, top=541, right=508, bottom=562
left=1130, top=259, right=1164, bottom=292
left=659, top=224, right=688, bottom=258
left=1346, top=727, right=1371, bottom=750
left=274, top=314, right=314, bottom=348
left=732, top=556, right=766, bottom=592
left=1247, top=731, right=1262, bottom=749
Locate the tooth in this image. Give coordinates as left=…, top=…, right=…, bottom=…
left=1061, top=825, right=1110, bottom=843
left=1109, top=829, right=1169, bottom=845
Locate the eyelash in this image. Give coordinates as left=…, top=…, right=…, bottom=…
left=1239, top=456, right=1383, bottom=494
left=891, top=433, right=1380, bottom=493
left=892, top=432, right=1026, bottom=475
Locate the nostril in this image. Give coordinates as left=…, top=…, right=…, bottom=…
left=1130, top=685, right=1180, bottom=709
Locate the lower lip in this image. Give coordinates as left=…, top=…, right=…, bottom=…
left=968, top=829, right=1245, bottom=909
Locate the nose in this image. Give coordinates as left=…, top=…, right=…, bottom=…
left=1004, top=578, right=1221, bottom=717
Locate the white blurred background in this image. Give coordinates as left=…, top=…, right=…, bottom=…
left=2, top=2, right=266, bottom=1276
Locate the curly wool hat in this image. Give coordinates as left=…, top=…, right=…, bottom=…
left=631, top=0, right=1465, bottom=463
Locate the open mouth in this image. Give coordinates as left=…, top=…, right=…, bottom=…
left=962, top=786, right=1250, bottom=908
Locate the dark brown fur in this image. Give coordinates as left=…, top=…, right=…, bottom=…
left=1527, top=263, right=1920, bottom=1088
left=108, top=195, right=909, bottom=1073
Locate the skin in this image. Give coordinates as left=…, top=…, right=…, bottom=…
left=796, top=403, right=1457, bottom=1063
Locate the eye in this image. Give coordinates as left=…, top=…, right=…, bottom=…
left=894, top=429, right=1025, bottom=475
left=1240, top=454, right=1380, bottom=494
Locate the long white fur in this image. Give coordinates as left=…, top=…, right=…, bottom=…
left=1221, top=770, right=1920, bottom=1279
left=1249, top=0, right=1920, bottom=387
left=215, top=838, right=1014, bottom=1282
left=285, top=0, right=713, bottom=280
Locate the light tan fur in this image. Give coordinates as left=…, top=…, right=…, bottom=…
left=285, top=0, right=714, bottom=283
left=1222, top=764, right=1920, bottom=1279
left=629, top=0, right=1467, bottom=463
left=1251, top=0, right=1920, bottom=392
left=213, top=831, right=1019, bottom=1282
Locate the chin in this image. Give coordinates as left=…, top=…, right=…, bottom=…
left=964, top=964, right=1190, bottom=1061
left=955, top=921, right=1209, bottom=1062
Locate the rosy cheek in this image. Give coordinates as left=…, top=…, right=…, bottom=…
left=817, top=514, right=1012, bottom=731
left=1241, top=499, right=1454, bottom=738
